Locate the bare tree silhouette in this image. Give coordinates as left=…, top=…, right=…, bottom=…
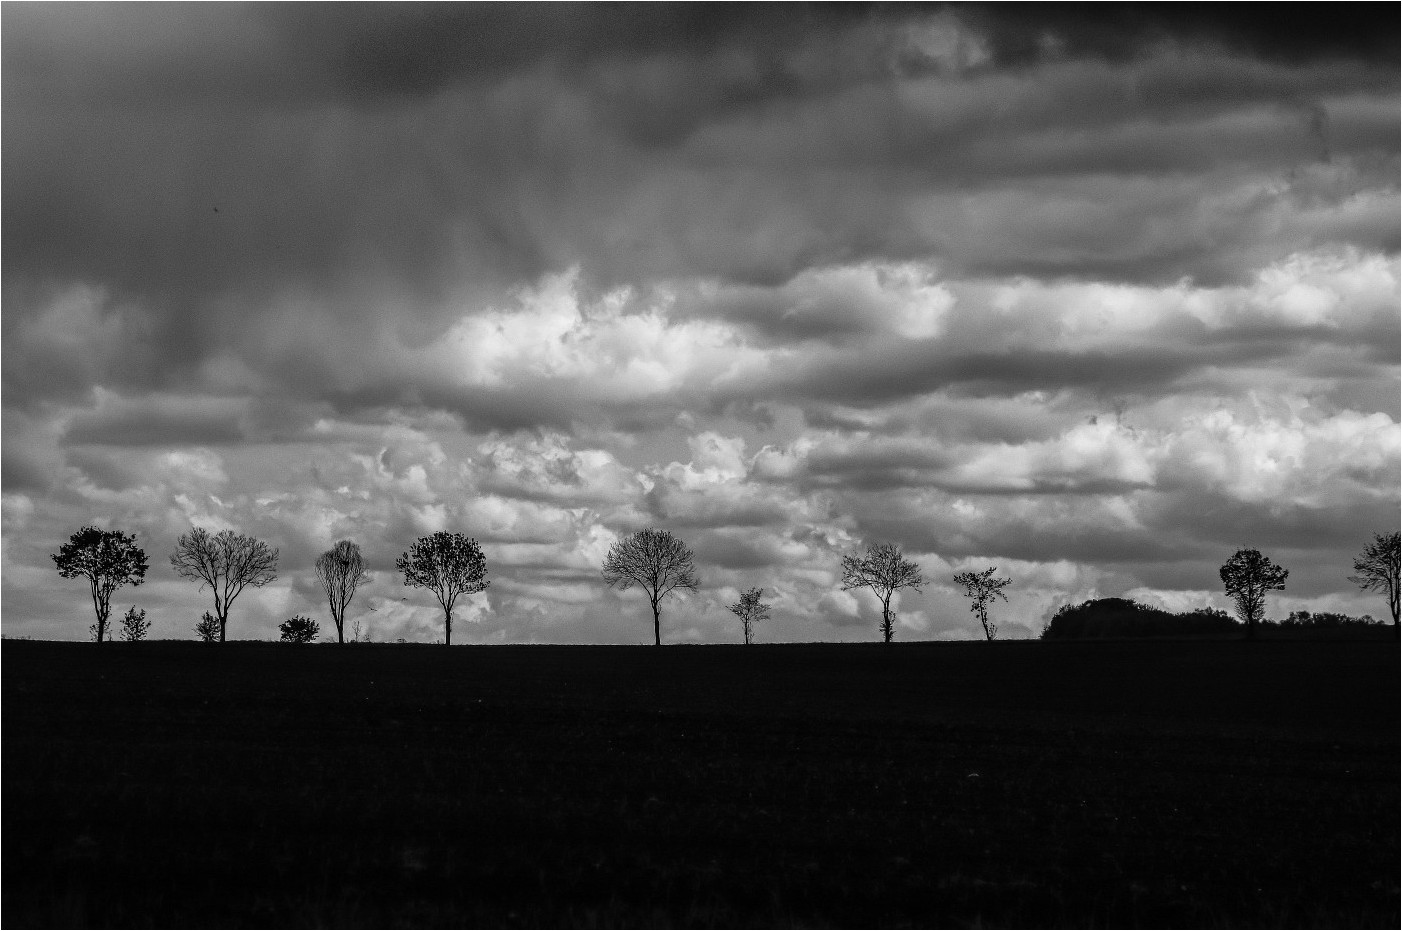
left=1348, top=530, right=1400, bottom=636
left=395, top=532, right=489, bottom=646
left=1219, top=548, right=1287, bottom=639
left=729, top=587, right=772, bottom=645
left=954, top=566, right=1011, bottom=641
left=315, top=540, right=371, bottom=644
left=52, top=527, right=148, bottom=642
left=170, top=528, right=278, bottom=642
left=840, top=542, right=923, bottom=643
left=602, top=529, right=699, bottom=646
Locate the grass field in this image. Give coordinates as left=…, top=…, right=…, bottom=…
left=3, top=638, right=1397, bottom=928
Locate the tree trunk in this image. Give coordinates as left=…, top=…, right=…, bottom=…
left=91, top=582, right=108, bottom=642
left=445, top=607, right=453, bottom=646
left=219, top=611, right=227, bottom=643
left=881, top=598, right=893, bottom=643
left=334, top=608, right=345, bottom=644
left=652, top=599, right=661, bottom=646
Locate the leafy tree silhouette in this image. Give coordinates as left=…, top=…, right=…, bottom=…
left=729, top=587, right=772, bottom=645
left=52, top=526, right=148, bottom=643
left=118, top=606, right=150, bottom=642
left=1348, top=531, right=1399, bottom=637
left=840, top=542, right=923, bottom=643
left=396, top=532, right=489, bottom=646
left=194, top=612, right=221, bottom=642
left=602, top=529, right=699, bottom=646
left=954, top=567, right=1011, bottom=641
left=170, top=528, right=278, bottom=643
left=279, top=616, right=320, bottom=643
left=1220, top=548, right=1287, bottom=639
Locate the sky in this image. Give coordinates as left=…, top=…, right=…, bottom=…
left=3, top=3, right=1398, bottom=644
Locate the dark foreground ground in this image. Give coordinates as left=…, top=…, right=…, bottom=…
left=3, top=638, right=1397, bottom=928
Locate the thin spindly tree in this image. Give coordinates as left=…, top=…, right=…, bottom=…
left=729, top=587, right=772, bottom=645
left=953, top=566, right=1012, bottom=641
left=315, top=540, right=371, bottom=643
left=840, top=542, right=923, bottom=643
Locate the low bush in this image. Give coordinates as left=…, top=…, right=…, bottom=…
left=193, top=612, right=220, bottom=643
left=118, top=606, right=150, bottom=642
left=279, top=615, right=319, bottom=643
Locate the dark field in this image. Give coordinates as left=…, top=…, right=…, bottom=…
left=4, top=638, right=1398, bottom=928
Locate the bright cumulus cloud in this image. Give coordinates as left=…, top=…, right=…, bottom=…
left=2, top=6, right=1398, bottom=643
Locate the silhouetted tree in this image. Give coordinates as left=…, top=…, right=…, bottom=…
left=395, top=532, right=489, bottom=646
left=314, top=540, right=371, bottom=643
left=52, top=526, right=149, bottom=642
left=194, top=612, right=221, bottom=642
left=118, top=606, right=150, bottom=642
left=954, top=566, right=1011, bottom=641
left=279, top=615, right=319, bottom=643
left=170, top=527, right=279, bottom=642
left=840, top=542, right=923, bottom=643
left=1220, top=548, right=1287, bottom=639
left=1348, top=530, right=1399, bottom=636
left=602, top=528, right=699, bottom=646
left=729, top=587, right=771, bottom=645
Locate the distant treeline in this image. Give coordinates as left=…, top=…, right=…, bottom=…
left=1041, top=599, right=1381, bottom=639
left=1275, top=610, right=1382, bottom=629
left=1042, top=598, right=1237, bottom=639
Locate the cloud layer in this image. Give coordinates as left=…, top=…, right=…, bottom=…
left=3, top=6, right=1397, bottom=642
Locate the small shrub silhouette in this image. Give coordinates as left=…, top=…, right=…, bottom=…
left=118, top=606, right=150, bottom=642
left=279, top=616, right=320, bottom=643
left=194, top=612, right=221, bottom=642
